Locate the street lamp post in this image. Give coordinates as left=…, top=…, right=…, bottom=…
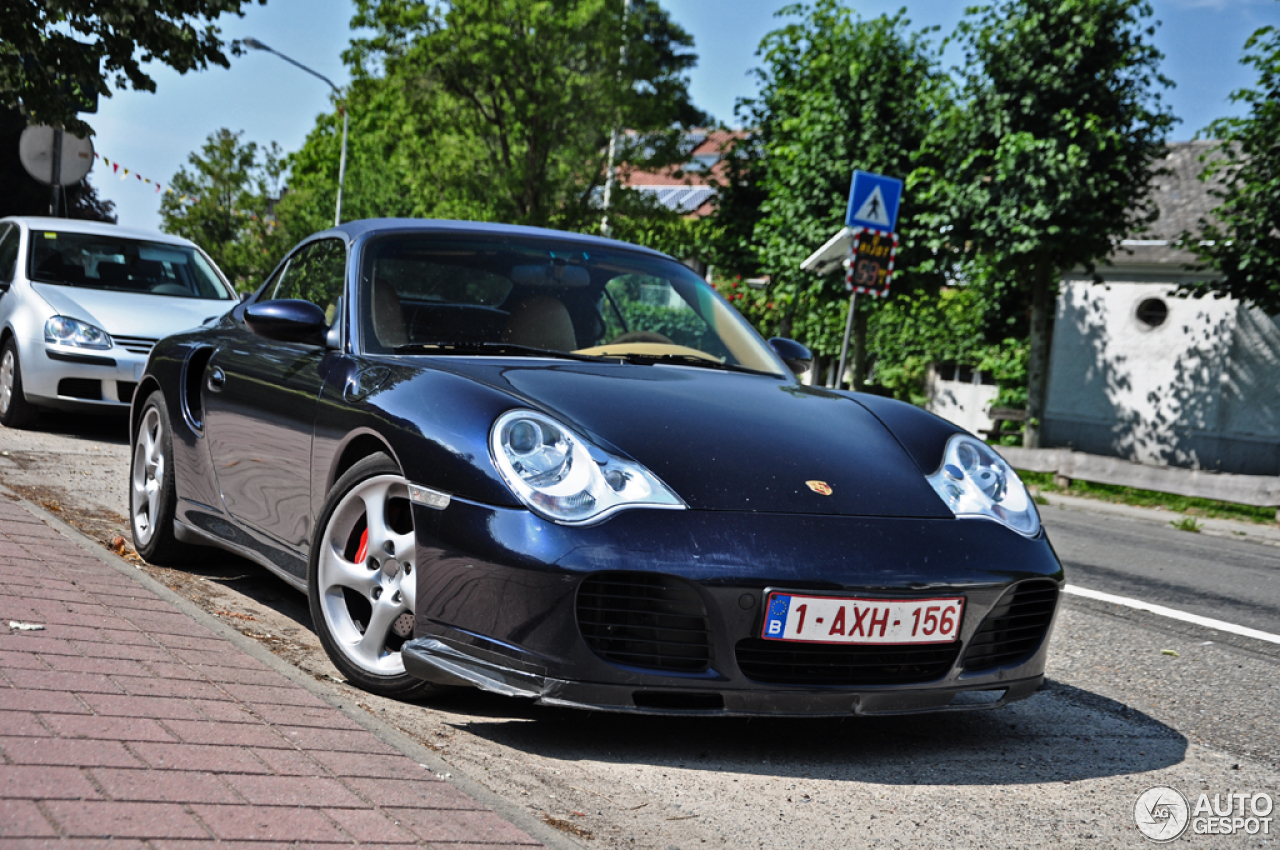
left=243, top=37, right=348, bottom=227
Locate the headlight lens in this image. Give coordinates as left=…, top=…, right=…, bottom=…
left=44, top=316, right=112, bottom=350
left=491, top=409, right=684, bottom=524
left=925, top=434, right=1040, bottom=537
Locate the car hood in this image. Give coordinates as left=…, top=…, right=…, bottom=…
left=31, top=283, right=232, bottom=339
left=430, top=360, right=953, bottom=518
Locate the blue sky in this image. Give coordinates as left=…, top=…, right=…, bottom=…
left=87, top=0, right=1277, bottom=231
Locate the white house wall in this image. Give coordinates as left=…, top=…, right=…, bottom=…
left=1043, top=279, right=1280, bottom=475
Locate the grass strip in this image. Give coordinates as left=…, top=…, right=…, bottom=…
left=1016, top=470, right=1277, bottom=526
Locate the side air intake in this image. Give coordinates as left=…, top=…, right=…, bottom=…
left=577, top=572, right=711, bottom=673
left=962, top=579, right=1059, bottom=672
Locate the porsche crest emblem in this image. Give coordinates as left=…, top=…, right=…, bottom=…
left=805, top=480, right=833, bottom=496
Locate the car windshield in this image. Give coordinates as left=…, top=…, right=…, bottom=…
left=28, top=230, right=233, bottom=300
left=359, top=234, right=785, bottom=376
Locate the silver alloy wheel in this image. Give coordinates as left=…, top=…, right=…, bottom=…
left=317, top=474, right=417, bottom=676
left=131, top=406, right=166, bottom=546
left=0, top=347, right=14, bottom=417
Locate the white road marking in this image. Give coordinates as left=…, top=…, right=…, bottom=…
left=1064, top=584, right=1280, bottom=646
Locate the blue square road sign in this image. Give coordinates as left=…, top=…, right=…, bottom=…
left=846, top=170, right=903, bottom=232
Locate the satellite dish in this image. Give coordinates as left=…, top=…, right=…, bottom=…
left=19, top=125, right=94, bottom=187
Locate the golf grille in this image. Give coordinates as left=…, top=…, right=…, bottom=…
left=577, top=572, right=711, bottom=673
left=735, top=639, right=960, bottom=686
left=962, top=579, right=1059, bottom=672
left=113, top=335, right=158, bottom=355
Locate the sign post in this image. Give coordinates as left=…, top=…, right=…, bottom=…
left=834, top=228, right=899, bottom=386
left=833, top=170, right=903, bottom=389
left=800, top=170, right=905, bottom=390
left=18, top=125, right=94, bottom=217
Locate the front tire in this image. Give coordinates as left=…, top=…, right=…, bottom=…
left=309, top=453, right=436, bottom=700
left=0, top=338, right=40, bottom=429
left=130, top=390, right=192, bottom=564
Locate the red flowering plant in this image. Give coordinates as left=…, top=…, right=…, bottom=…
left=710, top=274, right=779, bottom=334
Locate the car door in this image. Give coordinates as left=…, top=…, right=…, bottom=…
left=201, top=238, right=348, bottom=566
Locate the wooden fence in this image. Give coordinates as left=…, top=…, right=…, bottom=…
left=998, top=447, right=1280, bottom=521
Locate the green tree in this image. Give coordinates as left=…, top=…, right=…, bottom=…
left=722, top=2, right=948, bottom=385
left=280, top=0, right=703, bottom=237
left=0, top=0, right=264, bottom=135
left=913, top=0, right=1174, bottom=446
left=867, top=273, right=1027, bottom=419
left=1187, top=24, right=1280, bottom=313
left=159, top=128, right=285, bottom=291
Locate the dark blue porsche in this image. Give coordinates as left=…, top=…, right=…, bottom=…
left=129, top=219, right=1063, bottom=716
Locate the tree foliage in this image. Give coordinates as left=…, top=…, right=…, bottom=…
left=278, top=0, right=703, bottom=240
left=0, top=0, right=264, bottom=135
left=912, top=0, right=1174, bottom=445
left=1188, top=24, right=1280, bottom=313
left=719, top=2, right=947, bottom=362
left=867, top=275, right=1026, bottom=413
left=159, top=128, right=286, bottom=291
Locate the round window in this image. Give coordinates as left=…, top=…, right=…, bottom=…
left=1135, top=298, right=1168, bottom=328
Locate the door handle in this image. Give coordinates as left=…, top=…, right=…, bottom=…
left=207, top=366, right=226, bottom=392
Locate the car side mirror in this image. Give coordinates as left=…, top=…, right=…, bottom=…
left=768, top=337, right=812, bottom=376
left=244, top=299, right=329, bottom=346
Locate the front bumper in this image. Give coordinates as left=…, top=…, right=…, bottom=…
left=22, top=338, right=149, bottom=411
left=406, top=498, right=1064, bottom=716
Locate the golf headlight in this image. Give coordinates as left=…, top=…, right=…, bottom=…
left=926, top=434, right=1040, bottom=537
left=491, top=409, right=684, bottom=524
left=45, top=316, right=112, bottom=350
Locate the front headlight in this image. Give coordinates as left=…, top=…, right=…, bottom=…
left=926, top=434, right=1040, bottom=537
left=45, top=316, right=112, bottom=350
left=490, top=409, right=685, bottom=524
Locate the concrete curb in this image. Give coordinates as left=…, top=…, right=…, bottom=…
left=0, top=486, right=580, bottom=850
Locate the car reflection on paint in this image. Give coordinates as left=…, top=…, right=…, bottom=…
left=130, top=218, right=1063, bottom=716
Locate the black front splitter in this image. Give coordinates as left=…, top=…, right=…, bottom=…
left=401, top=636, right=1044, bottom=717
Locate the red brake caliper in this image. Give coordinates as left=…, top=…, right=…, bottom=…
left=355, top=528, right=368, bottom=565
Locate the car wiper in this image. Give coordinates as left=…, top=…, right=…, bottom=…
left=614, top=352, right=773, bottom=375
left=393, top=341, right=612, bottom=363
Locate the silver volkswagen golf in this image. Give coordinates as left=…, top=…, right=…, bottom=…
left=0, top=216, right=238, bottom=428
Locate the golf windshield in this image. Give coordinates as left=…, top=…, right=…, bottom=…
left=29, top=230, right=234, bottom=300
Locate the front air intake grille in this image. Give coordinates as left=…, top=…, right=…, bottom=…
left=736, top=639, right=960, bottom=686
left=962, top=580, right=1059, bottom=672
left=577, top=572, right=711, bottom=673
left=57, top=378, right=102, bottom=400
left=112, top=335, right=158, bottom=355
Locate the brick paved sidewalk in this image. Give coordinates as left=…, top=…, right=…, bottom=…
left=0, top=495, right=544, bottom=848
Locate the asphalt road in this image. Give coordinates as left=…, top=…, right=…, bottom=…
left=1041, top=503, right=1280, bottom=635
left=2, top=412, right=1279, bottom=847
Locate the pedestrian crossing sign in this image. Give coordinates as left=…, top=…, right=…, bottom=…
left=845, top=170, right=903, bottom=232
